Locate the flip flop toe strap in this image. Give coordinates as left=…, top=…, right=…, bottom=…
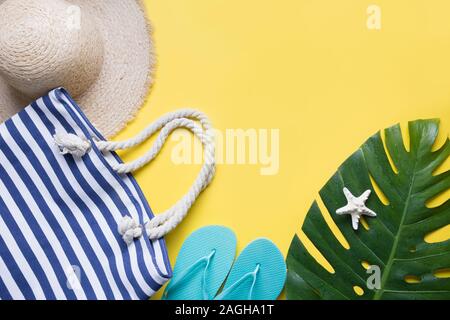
left=164, top=249, right=216, bottom=300
left=215, top=264, right=261, bottom=300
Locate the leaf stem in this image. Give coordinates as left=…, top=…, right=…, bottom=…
left=374, top=166, right=417, bottom=299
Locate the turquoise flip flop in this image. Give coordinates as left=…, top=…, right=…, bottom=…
left=215, top=238, right=286, bottom=300
left=163, top=226, right=237, bottom=300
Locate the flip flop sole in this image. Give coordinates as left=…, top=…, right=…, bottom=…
left=216, top=238, right=286, bottom=300
left=163, top=225, right=237, bottom=300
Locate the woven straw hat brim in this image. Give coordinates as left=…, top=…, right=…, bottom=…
left=0, top=0, right=154, bottom=138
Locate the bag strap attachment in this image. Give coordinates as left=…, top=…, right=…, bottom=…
left=54, top=109, right=216, bottom=242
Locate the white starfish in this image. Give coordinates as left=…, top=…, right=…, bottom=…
left=336, top=188, right=377, bottom=230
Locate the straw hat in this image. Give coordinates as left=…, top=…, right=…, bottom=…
left=0, top=0, right=154, bottom=137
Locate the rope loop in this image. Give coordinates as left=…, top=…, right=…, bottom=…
left=54, top=109, right=216, bottom=242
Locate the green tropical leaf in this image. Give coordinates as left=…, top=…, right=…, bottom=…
left=286, top=119, right=450, bottom=300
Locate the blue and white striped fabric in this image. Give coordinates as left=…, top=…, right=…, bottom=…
left=0, top=88, right=172, bottom=300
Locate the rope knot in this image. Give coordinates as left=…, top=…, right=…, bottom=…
left=54, top=131, right=91, bottom=157
left=118, top=216, right=143, bottom=245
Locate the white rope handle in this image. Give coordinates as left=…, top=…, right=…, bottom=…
left=54, top=109, right=216, bottom=240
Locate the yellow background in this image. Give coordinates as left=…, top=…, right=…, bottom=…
left=117, top=0, right=450, bottom=299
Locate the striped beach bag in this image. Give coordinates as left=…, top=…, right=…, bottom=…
left=0, top=88, right=215, bottom=300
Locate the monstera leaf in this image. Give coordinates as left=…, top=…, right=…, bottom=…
left=286, top=119, right=450, bottom=300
